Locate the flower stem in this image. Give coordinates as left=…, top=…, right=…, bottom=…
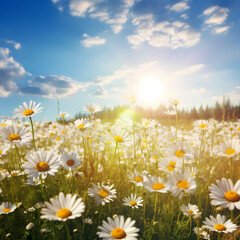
left=29, top=117, right=36, bottom=150
left=64, top=222, right=72, bottom=240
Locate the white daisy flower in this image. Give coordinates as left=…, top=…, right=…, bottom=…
left=0, top=202, right=17, bottom=215
left=0, top=125, right=32, bottom=147
left=60, top=152, right=82, bottom=171
left=143, top=175, right=170, bottom=193
left=127, top=96, right=137, bottom=105
left=169, top=98, right=184, bottom=106
left=166, top=142, right=191, bottom=160
left=23, top=150, right=60, bottom=179
left=193, top=227, right=210, bottom=240
left=168, top=168, right=197, bottom=199
left=0, top=142, right=10, bottom=156
left=41, top=192, right=85, bottom=222
left=73, top=118, right=92, bottom=131
left=58, top=111, right=70, bottom=118
left=108, top=127, right=132, bottom=145
left=14, top=100, right=43, bottom=118
left=203, top=214, right=238, bottom=234
left=181, top=203, right=201, bottom=217
left=209, top=178, right=240, bottom=210
left=88, top=183, right=117, bottom=206
left=158, top=158, right=182, bottom=173
left=83, top=103, right=102, bottom=114
left=193, top=119, right=214, bottom=131
left=123, top=194, right=143, bottom=209
left=217, top=139, right=240, bottom=158
left=127, top=169, right=148, bottom=187
left=139, top=119, right=158, bottom=129
left=97, top=215, right=139, bottom=240
left=83, top=218, right=93, bottom=225
left=0, top=119, right=13, bottom=128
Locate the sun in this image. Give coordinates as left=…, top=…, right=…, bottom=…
left=137, top=77, right=164, bottom=106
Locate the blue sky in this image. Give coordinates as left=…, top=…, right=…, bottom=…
left=0, top=0, right=240, bottom=120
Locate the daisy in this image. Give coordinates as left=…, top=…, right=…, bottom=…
left=97, top=215, right=139, bottom=240
left=58, top=111, right=70, bottom=118
left=140, top=119, right=158, bottom=129
left=0, top=142, right=10, bottom=156
left=193, top=227, right=210, bottom=240
left=143, top=175, right=170, bottom=193
left=168, top=168, right=197, bottom=199
left=181, top=203, right=201, bottom=217
left=158, top=158, right=182, bottom=173
left=60, top=152, right=82, bottom=171
left=108, top=127, right=132, bottom=145
left=0, top=125, right=32, bottom=147
left=14, top=100, right=43, bottom=118
left=23, top=150, right=60, bottom=179
left=203, top=214, right=237, bottom=234
left=83, top=103, right=102, bottom=114
left=88, top=183, right=117, bottom=205
left=73, top=118, right=92, bottom=131
left=209, top=178, right=240, bottom=210
left=40, top=192, right=85, bottom=222
left=0, top=202, right=17, bottom=215
left=166, top=142, right=191, bottom=160
left=193, top=119, right=214, bottom=131
left=169, top=98, right=184, bottom=106
left=127, top=169, right=148, bottom=186
left=123, top=194, right=143, bottom=209
left=0, top=119, right=13, bottom=128
left=127, top=96, right=137, bottom=105
left=217, top=139, right=240, bottom=158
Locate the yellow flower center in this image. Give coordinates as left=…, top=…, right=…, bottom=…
left=153, top=182, right=165, bottom=190
left=61, top=114, right=65, bottom=118
left=3, top=208, right=11, bottom=213
left=56, top=137, right=61, bottom=141
left=61, top=131, right=65, bottom=134
left=214, top=224, right=226, bottom=231
left=0, top=123, right=7, bottom=127
left=114, top=136, right=123, bottom=143
left=237, top=128, right=240, bottom=131
left=224, top=191, right=240, bottom=202
left=67, top=159, right=75, bottom=167
left=167, top=161, right=176, bottom=172
left=23, top=109, right=34, bottom=116
left=90, top=109, right=95, bottom=113
left=177, top=180, right=189, bottom=189
left=56, top=208, right=72, bottom=219
left=98, top=189, right=109, bottom=198
left=134, top=176, right=143, bottom=183
left=36, top=162, right=49, bottom=172
left=187, top=210, right=193, bottom=214
left=78, top=124, right=85, bottom=129
left=106, top=140, right=111, bottom=144
left=136, top=153, right=141, bottom=157
left=130, top=200, right=137, bottom=206
left=142, top=139, right=147, bottom=143
left=111, top=228, right=126, bottom=239
left=199, top=124, right=207, bottom=129
left=8, top=134, right=21, bottom=141
left=175, top=150, right=185, bottom=158
left=52, top=125, right=56, bottom=128
left=145, top=122, right=150, bottom=127
left=190, top=142, right=194, bottom=146
left=152, top=156, right=157, bottom=159
left=226, top=148, right=236, bottom=156
left=50, top=132, right=54, bottom=137
left=0, top=150, right=2, bottom=155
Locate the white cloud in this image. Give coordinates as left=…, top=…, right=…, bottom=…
left=175, top=64, right=204, bottom=76
left=6, top=40, right=21, bottom=50
left=191, top=88, right=207, bottom=94
left=212, top=87, right=240, bottom=105
left=93, top=85, right=108, bottom=97
left=128, top=15, right=200, bottom=49
left=169, top=1, right=190, bottom=12
left=0, top=48, right=26, bottom=97
left=19, top=75, right=89, bottom=98
left=203, top=6, right=229, bottom=25
left=214, top=25, right=230, bottom=34
left=81, top=34, right=106, bottom=47
left=67, top=0, right=137, bottom=33
left=180, top=13, right=188, bottom=19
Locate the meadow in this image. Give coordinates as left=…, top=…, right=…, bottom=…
left=0, top=100, right=240, bottom=240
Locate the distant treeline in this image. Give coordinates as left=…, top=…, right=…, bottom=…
left=74, top=98, right=240, bottom=122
